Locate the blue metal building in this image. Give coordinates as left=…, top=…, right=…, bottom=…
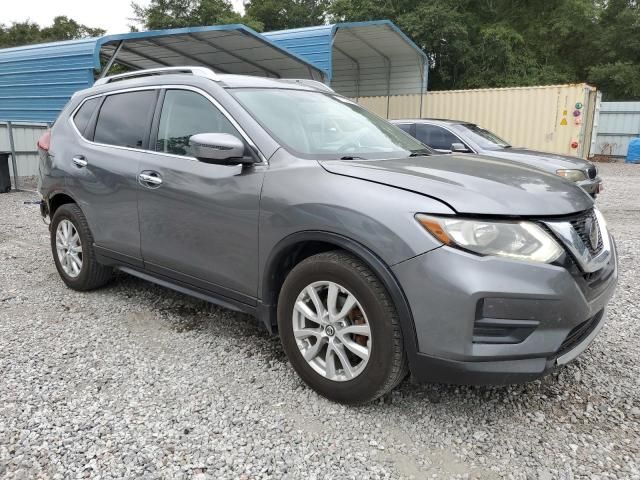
left=264, top=20, right=429, bottom=99
left=0, top=24, right=326, bottom=123
left=0, top=20, right=428, bottom=123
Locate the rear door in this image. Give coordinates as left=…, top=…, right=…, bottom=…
left=137, top=88, right=265, bottom=304
left=65, top=89, right=158, bottom=265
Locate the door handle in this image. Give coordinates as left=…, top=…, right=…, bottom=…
left=139, top=172, right=163, bottom=186
left=72, top=155, right=87, bottom=168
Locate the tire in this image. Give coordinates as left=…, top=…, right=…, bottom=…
left=50, top=203, right=112, bottom=291
left=277, top=250, right=408, bottom=404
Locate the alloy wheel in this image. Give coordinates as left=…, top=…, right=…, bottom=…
left=55, top=219, right=83, bottom=278
left=292, top=281, right=372, bottom=381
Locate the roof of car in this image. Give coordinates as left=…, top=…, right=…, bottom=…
left=392, top=118, right=474, bottom=126
left=217, top=74, right=334, bottom=92
left=87, top=68, right=335, bottom=95
left=69, top=71, right=338, bottom=106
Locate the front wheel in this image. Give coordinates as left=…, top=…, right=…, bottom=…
left=277, top=251, right=408, bottom=404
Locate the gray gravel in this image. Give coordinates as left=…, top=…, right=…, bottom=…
left=1, top=162, right=639, bottom=479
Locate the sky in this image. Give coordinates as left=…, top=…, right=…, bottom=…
left=3, top=0, right=246, bottom=34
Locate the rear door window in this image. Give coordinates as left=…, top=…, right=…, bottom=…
left=416, top=124, right=461, bottom=151
left=73, top=97, right=100, bottom=138
left=155, top=89, right=241, bottom=157
left=94, top=90, right=157, bottom=149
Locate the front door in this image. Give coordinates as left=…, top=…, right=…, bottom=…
left=137, top=88, right=264, bottom=304
left=415, top=123, right=465, bottom=153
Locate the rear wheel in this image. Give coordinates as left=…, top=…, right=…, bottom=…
left=277, top=251, right=407, bottom=404
left=50, top=203, right=112, bottom=290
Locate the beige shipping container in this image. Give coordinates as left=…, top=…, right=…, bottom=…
left=356, top=83, right=598, bottom=158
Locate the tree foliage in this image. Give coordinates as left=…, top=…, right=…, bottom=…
left=329, top=0, right=640, bottom=99
left=131, top=0, right=263, bottom=31
left=245, top=0, right=330, bottom=31
left=0, top=16, right=105, bottom=48
left=2, top=1, right=639, bottom=99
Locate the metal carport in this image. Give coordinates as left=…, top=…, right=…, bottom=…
left=263, top=20, right=429, bottom=100
left=0, top=24, right=327, bottom=123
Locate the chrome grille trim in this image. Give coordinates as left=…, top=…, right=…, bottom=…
left=544, top=208, right=611, bottom=273
left=570, top=209, right=604, bottom=256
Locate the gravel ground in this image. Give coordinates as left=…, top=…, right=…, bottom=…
left=1, top=163, right=638, bottom=479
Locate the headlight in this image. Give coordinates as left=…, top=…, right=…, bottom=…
left=556, top=169, right=587, bottom=182
left=416, top=215, right=563, bottom=263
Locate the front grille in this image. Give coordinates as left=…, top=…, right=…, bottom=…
left=587, top=166, right=597, bottom=179
left=557, top=310, right=603, bottom=356
left=570, top=209, right=603, bottom=256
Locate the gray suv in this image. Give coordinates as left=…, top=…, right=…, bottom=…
left=38, top=67, right=618, bottom=404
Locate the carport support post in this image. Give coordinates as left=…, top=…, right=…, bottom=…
left=99, top=41, right=124, bottom=78
left=7, top=122, right=19, bottom=191
left=419, top=58, right=427, bottom=118
left=386, top=62, right=391, bottom=119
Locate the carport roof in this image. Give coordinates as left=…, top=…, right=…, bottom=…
left=263, top=20, right=429, bottom=97
left=0, top=24, right=326, bottom=122
left=95, top=25, right=326, bottom=80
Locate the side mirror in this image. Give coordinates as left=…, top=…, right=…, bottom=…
left=189, top=133, right=252, bottom=164
left=451, top=142, right=469, bottom=153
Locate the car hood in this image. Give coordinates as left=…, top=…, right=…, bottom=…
left=320, top=154, right=593, bottom=216
left=482, top=148, right=592, bottom=172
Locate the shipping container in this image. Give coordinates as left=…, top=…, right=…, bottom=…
left=356, top=84, right=598, bottom=158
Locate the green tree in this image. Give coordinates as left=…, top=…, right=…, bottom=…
left=2, top=0, right=639, bottom=100
left=131, top=0, right=263, bottom=31
left=330, top=0, right=640, bottom=98
left=41, top=16, right=105, bottom=41
left=587, top=0, right=640, bottom=99
left=245, top=0, right=330, bottom=31
left=0, top=16, right=104, bottom=48
left=0, top=21, right=42, bottom=48
left=395, top=1, right=474, bottom=90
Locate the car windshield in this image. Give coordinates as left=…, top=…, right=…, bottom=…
left=230, top=88, right=432, bottom=160
left=451, top=123, right=511, bottom=150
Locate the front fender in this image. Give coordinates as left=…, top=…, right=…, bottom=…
left=258, top=152, right=453, bottom=274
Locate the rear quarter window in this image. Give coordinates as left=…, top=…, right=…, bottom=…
left=72, top=97, right=100, bottom=138
left=94, top=90, right=157, bottom=149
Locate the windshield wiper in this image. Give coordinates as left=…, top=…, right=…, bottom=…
left=340, top=155, right=366, bottom=160
left=409, top=149, right=432, bottom=157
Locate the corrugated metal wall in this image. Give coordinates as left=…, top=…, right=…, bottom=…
left=356, top=84, right=596, bottom=158
left=263, top=25, right=334, bottom=76
left=591, top=102, right=640, bottom=157
left=0, top=39, right=96, bottom=123
left=0, top=122, right=47, bottom=182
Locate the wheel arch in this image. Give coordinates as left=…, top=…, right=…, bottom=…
left=259, top=231, right=420, bottom=363
left=48, top=191, right=80, bottom=218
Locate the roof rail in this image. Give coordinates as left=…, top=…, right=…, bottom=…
left=94, top=66, right=219, bottom=86
left=279, top=78, right=335, bottom=93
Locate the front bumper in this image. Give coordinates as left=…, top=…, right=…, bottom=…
left=577, top=176, right=602, bottom=197
left=393, top=235, right=618, bottom=385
